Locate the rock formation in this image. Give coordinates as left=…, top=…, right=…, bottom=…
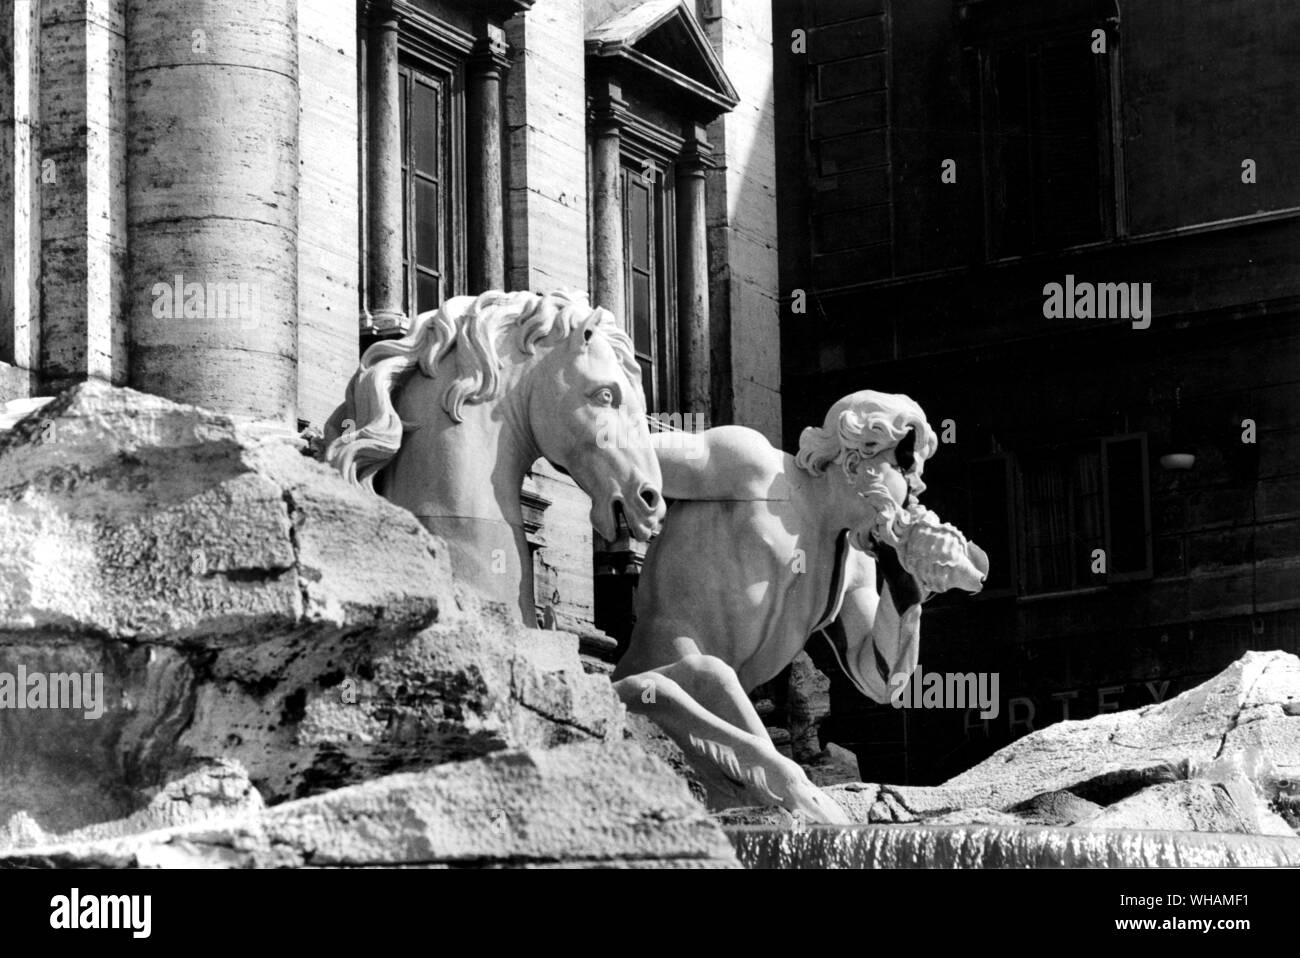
left=724, top=649, right=1300, bottom=865
left=2, top=744, right=737, bottom=868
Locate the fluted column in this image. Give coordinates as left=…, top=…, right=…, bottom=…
left=127, top=0, right=299, bottom=422
left=589, top=85, right=625, bottom=326
left=365, top=12, right=405, bottom=332
left=467, top=24, right=509, bottom=293
left=677, top=125, right=711, bottom=422
left=0, top=0, right=40, bottom=397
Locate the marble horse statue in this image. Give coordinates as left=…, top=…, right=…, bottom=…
left=612, top=391, right=989, bottom=822
left=324, top=290, right=666, bottom=623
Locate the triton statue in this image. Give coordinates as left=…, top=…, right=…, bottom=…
left=612, top=391, right=988, bottom=822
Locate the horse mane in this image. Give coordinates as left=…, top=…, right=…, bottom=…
left=327, top=289, right=636, bottom=490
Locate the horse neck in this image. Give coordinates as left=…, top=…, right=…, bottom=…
left=389, top=361, right=539, bottom=529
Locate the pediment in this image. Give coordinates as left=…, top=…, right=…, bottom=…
left=587, top=0, right=738, bottom=114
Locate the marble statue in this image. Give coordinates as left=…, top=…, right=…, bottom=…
left=324, top=290, right=666, bottom=623
left=612, top=391, right=988, bottom=822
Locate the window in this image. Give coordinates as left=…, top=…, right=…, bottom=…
left=1016, top=434, right=1151, bottom=594
left=950, top=434, right=1151, bottom=597
left=1019, top=442, right=1105, bottom=592
left=399, top=64, right=455, bottom=314
left=620, top=161, right=676, bottom=413
left=976, top=23, right=1122, bottom=256
left=358, top=10, right=468, bottom=337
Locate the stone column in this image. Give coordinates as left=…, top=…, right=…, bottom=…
left=364, top=12, right=405, bottom=332
left=0, top=0, right=40, bottom=400
left=40, top=0, right=129, bottom=395
left=467, top=24, right=509, bottom=294
left=127, top=0, right=299, bottom=423
left=677, top=126, right=711, bottom=422
left=589, top=85, right=625, bottom=326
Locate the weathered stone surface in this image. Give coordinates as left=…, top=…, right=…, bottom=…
left=729, top=824, right=1300, bottom=869
left=713, top=805, right=791, bottom=827
left=0, top=381, right=451, bottom=643
left=1005, top=789, right=1103, bottom=826
left=1, top=744, right=739, bottom=869
left=623, top=712, right=708, bottom=807
left=0, top=383, right=623, bottom=833
left=788, top=651, right=831, bottom=763
left=745, top=651, right=1300, bottom=841
left=1, top=759, right=263, bottom=855
left=943, top=650, right=1300, bottom=817
left=803, top=743, right=862, bottom=787
left=817, top=780, right=879, bottom=823
left=1076, top=779, right=1266, bottom=834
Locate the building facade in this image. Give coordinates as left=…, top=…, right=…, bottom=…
left=0, top=0, right=782, bottom=639
left=774, top=0, right=1300, bottom=782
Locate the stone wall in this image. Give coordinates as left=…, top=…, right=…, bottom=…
left=505, top=0, right=589, bottom=295
left=296, top=0, right=361, bottom=429
left=701, top=0, right=781, bottom=444
left=505, top=0, right=596, bottom=629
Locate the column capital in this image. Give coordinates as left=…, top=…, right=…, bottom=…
left=678, top=123, right=714, bottom=175
left=587, top=79, right=628, bottom=136
left=361, top=1, right=399, bottom=28
left=470, top=23, right=511, bottom=76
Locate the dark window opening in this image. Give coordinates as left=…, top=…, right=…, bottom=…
left=982, top=28, right=1119, bottom=256
left=399, top=64, right=452, bottom=315
left=1016, top=433, right=1151, bottom=595
left=620, top=162, right=676, bottom=413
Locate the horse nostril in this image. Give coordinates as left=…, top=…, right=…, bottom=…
left=639, top=486, right=661, bottom=511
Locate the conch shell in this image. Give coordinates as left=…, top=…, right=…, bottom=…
left=853, top=474, right=989, bottom=594
left=896, top=510, right=989, bottom=594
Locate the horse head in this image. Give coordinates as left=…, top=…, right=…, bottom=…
left=524, top=304, right=665, bottom=542
left=326, top=290, right=664, bottom=544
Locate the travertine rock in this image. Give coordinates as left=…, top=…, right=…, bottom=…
left=0, top=760, right=264, bottom=854
left=0, top=383, right=623, bottom=833
left=0, top=743, right=739, bottom=869
left=803, top=743, right=862, bottom=787
left=787, top=651, right=831, bottom=763
left=749, top=651, right=1300, bottom=840
left=0, top=380, right=451, bottom=643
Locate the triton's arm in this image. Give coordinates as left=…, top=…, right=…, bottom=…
left=650, top=425, right=787, bottom=501
left=829, top=544, right=926, bottom=704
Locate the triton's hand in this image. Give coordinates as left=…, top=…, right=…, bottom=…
left=869, top=539, right=927, bottom=611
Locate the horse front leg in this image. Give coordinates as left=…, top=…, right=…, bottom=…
left=613, top=660, right=850, bottom=825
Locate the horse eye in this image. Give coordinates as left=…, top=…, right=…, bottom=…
left=593, top=387, right=616, bottom=407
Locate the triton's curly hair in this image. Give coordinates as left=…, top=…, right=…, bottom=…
left=794, top=390, right=937, bottom=482
left=795, top=391, right=938, bottom=551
